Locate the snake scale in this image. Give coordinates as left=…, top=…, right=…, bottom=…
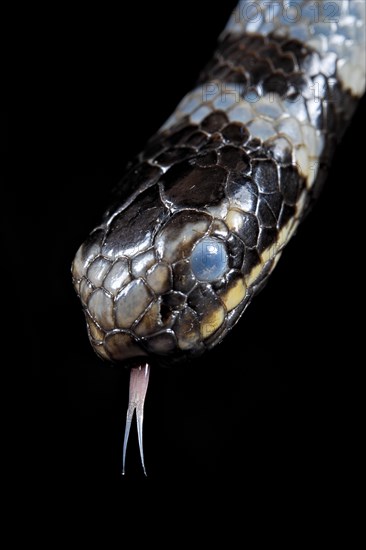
left=72, top=0, right=366, bottom=474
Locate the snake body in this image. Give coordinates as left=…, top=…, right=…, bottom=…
left=72, top=0, right=365, bottom=472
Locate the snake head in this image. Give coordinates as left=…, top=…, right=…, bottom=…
left=71, top=160, right=268, bottom=365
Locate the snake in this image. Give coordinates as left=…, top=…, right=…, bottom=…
left=71, top=0, right=366, bottom=475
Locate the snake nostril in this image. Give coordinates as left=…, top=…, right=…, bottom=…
left=160, top=302, right=173, bottom=324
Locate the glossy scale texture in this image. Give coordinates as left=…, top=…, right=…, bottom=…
left=72, top=0, right=365, bottom=365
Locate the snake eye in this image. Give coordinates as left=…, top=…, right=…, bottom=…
left=190, top=237, right=228, bottom=282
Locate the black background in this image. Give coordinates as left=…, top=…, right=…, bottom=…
left=30, top=1, right=364, bottom=497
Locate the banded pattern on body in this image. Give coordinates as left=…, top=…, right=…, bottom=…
left=72, top=0, right=366, bottom=365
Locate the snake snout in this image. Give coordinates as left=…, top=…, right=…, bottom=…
left=72, top=230, right=146, bottom=362
left=71, top=226, right=181, bottom=362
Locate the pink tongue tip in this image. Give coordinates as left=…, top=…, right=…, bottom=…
left=122, top=363, right=151, bottom=476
